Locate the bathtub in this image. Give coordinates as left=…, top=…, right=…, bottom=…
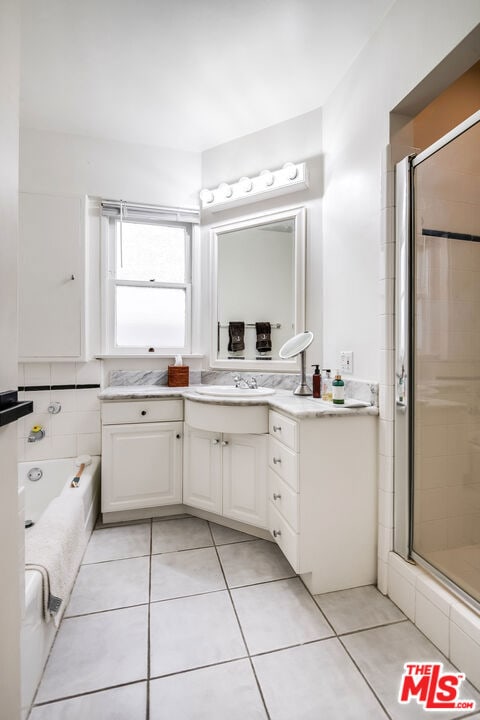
left=20, top=456, right=100, bottom=718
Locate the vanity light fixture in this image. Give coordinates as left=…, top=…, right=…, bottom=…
left=199, top=161, right=308, bottom=212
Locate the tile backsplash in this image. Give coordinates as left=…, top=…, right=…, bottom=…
left=18, top=361, right=102, bottom=462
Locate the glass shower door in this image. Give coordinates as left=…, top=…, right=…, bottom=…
left=410, top=117, right=480, bottom=606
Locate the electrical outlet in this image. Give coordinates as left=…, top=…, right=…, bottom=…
left=340, top=351, right=353, bottom=374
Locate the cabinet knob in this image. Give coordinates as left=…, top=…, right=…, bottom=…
left=70, top=274, right=75, bottom=280
left=141, top=410, right=147, bottom=416
left=273, top=529, right=282, bottom=538
left=176, top=434, right=181, bottom=439
left=273, top=425, right=282, bottom=432
left=212, top=438, right=220, bottom=445
left=273, top=493, right=282, bottom=501
left=273, top=457, right=282, bottom=465
left=221, top=440, right=229, bottom=446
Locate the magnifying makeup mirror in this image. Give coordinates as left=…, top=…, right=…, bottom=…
left=279, top=331, right=313, bottom=395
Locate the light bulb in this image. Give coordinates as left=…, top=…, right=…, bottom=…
left=199, top=188, right=214, bottom=204
left=239, top=176, right=253, bottom=193
left=218, top=182, right=233, bottom=198
left=283, top=162, right=298, bottom=180
left=260, top=169, right=274, bottom=187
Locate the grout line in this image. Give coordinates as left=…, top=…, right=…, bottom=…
left=81, top=553, right=150, bottom=566
left=337, top=618, right=409, bottom=638
left=149, top=655, right=250, bottom=683
left=207, top=522, right=272, bottom=720
left=64, top=601, right=150, bottom=620
left=337, top=635, right=394, bottom=720
left=147, top=518, right=152, bottom=720
left=32, top=678, right=147, bottom=708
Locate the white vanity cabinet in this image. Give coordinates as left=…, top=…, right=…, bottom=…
left=267, top=408, right=377, bottom=595
left=19, top=192, right=88, bottom=361
left=101, top=400, right=183, bottom=513
left=183, top=424, right=267, bottom=528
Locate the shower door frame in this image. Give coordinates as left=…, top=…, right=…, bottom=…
left=394, top=109, right=480, bottom=609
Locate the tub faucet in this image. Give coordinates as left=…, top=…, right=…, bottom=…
left=28, top=425, right=45, bottom=442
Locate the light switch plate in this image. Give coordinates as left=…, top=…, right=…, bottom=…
left=340, top=351, right=353, bottom=374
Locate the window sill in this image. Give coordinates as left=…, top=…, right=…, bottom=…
left=96, top=354, right=204, bottom=360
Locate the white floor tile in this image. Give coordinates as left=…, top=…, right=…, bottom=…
left=150, top=591, right=246, bottom=677
left=314, top=585, right=405, bottom=634
left=30, top=682, right=146, bottom=720
left=82, top=522, right=150, bottom=563
left=152, top=517, right=213, bottom=553
left=150, top=546, right=225, bottom=601
left=150, top=660, right=267, bottom=720
left=218, top=539, right=295, bottom=588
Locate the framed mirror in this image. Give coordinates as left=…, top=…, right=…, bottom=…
left=210, top=206, right=306, bottom=370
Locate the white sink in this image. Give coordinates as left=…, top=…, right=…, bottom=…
left=195, top=385, right=275, bottom=397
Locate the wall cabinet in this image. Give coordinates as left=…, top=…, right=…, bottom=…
left=19, top=192, right=87, bottom=361
left=101, top=400, right=183, bottom=513
left=183, top=424, right=267, bottom=528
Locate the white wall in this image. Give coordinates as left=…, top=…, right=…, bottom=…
left=18, top=129, right=203, bottom=392
left=0, top=1, right=21, bottom=716
left=201, top=107, right=323, bottom=369
left=322, top=0, right=480, bottom=380
left=20, top=128, right=201, bottom=207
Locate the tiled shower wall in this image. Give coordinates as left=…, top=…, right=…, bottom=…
left=17, top=361, right=102, bottom=462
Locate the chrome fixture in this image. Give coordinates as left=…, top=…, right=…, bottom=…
left=27, top=467, right=43, bottom=482
left=233, top=375, right=258, bottom=389
left=28, top=426, right=45, bottom=442
left=279, top=331, right=314, bottom=395
left=48, top=402, right=61, bottom=414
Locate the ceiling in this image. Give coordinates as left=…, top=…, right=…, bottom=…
left=20, top=0, right=395, bottom=153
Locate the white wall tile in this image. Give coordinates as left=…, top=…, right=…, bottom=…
left=24, top=363, right=51, bottom=387
left=377, top=558, right=388, bottom=595
left=379, top=349, right=394, bottom=386
left=378, top=524, right=393, bottom=561
left=75, top=388, right=101, bottom=412
left=379, top=489, right=394, bottom=529
left=50, top=362, right=76, bottom=386
left=75, top=411, right=101, bottom=435
left=379, top=384, right=394, bottom=421
left=415, top=591, right=450, bottom=656
left=77, top=433, right=101, bottom=456
left=24, top=437, right=53, bottom=462
left=379, top=420, right=394, bottom=457
left=75, top=360, right=102, bottom=385
left=388, top=565, right=415, bottom=621
left=378, top=453, right=393, bottom=492
left=51, top=434, right=77, bottom=459
left=450, top=603, right=480, bottom=647
left=17, top=438, right=25, bottom=463
left=24, top=391, right=51, bottom=414
left=450, top=622, right=480, bottom=691
left=49, top=389, right=76, bottom=412
left=51, top=412, right=78, bottom=437
left=379, top=314, right=394, bottom=351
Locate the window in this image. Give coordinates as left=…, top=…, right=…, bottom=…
left=101, top=202, right=199, bottom=355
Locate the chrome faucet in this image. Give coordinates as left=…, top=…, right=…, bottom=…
left=233, top=375, right=258, bottom=389
left=28, top=425, right=45, bottom=443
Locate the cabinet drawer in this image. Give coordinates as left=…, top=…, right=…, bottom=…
left=268, top=468, right=299, bottom=531
left=268, top=436, right=299, bottom=491
left=102, top=399, right=184, bottom=425
left=268, top=502, right=299, bottom=572
left=269, top=410, right=298, bottom=451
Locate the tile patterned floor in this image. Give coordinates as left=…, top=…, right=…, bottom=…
left=30, top=517, right=480, bottom=720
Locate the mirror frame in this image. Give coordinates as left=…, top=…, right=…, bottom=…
left=210, top=206, right=306, bottom=371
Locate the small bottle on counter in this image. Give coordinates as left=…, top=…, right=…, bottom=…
left=321, top=369, right=332, bottom=401
left=311, top=365, right=321, bottom=398
left=332, top=371, right=345, bottom=405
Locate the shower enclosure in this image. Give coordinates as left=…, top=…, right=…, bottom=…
left=395, top=110, right=480, bottom=610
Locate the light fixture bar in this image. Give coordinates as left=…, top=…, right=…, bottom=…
left=200, top=162, right=308, bottom=212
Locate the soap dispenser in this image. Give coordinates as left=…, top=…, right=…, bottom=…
left=311, top=365, right=321, bottom=398
left=332, top=371, right=345, bottom=405
left=321, top=369, right=332, bottom=401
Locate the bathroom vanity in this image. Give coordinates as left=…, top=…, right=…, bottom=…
left=100, top=387, right=378, bottom=594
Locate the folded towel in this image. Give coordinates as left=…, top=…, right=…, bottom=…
left=228, top=321, right=245, bottom=352
left=256, top=322, right=272, bottom=353
left=25, top=492, right=87, bottom=626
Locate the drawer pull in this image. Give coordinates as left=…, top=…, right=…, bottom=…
left=272, top=457, right=282, bottom=465
left=272, top=529, right=282, bottom=538
left=221, top=440, right=229, bottom=446
left=273, top=425, right=282, bottom=432
left=176, top=434, right=181, bottom=439
left=272, top=493, right=282, bottom=501
left=141, top=410, right=147, bottom=416
left=212, top=438, right=220, bottom=445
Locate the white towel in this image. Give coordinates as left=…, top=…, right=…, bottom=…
left=25, top=491, right=87, bottom=626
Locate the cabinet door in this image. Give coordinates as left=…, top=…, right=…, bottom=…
left=222, top=434, right=267, bottom=528
left=102, top=421, right=183, bottom=512
left=183, top=425, right=222, bottom=514
left=19, top=192, right=84, bottom=359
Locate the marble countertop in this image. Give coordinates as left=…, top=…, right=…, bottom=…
left=99, top=385, right=378, bottom=419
